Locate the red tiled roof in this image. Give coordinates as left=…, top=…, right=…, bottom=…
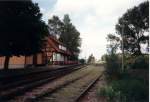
left=48, top=35, right=64, bottom=46
left=46, top=36, right=72, bottom=55
left=47, top=37, right=59, bottom=52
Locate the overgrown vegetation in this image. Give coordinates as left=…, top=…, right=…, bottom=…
left=100, top=51, right=149, bottom=102
left=97, top=77, right=148, bottom=102
left=98, top=1, right=149, bottom=102
left=125, top=55, right=149, bottom=69
left=105, top=54, right=121, bottom=78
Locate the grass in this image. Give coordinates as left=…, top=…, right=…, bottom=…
left=97, top=73, right=149, bottom=102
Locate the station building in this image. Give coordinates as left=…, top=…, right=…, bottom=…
left=0, top=35, right=77, bottom=69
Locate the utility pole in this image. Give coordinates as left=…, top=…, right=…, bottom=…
left=121, top=25, right=124, bottom=71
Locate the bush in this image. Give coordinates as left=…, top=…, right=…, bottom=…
left=132, top=55, right=149, bottom=69
left=97, top=86, right=119, bottom=102
left=113, top=79, right=148, bottom=101
left=79, top=59, right=86, bottom=64
left=97, top=79, right=148, bottom=102
left=125, top=55, right=149, bottom=69
left=105, top=54, right=121, bottom=77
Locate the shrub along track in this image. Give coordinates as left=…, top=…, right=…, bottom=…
left=0, top=64, right=85, bottom=101
left=33, top=65, right=104, bottom=102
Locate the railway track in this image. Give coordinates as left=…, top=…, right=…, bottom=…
left=33, top=65, right=103, bottom=102
left=75, top=73, right=103, bottom=102
left=0, top=64, right=86, bottom=101
left=0, top=64, right=81, bottom=87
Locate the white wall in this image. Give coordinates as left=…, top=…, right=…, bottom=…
left=52, top=53, right=65, bottom=61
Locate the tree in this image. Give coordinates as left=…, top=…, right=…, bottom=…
left=48, top=15, right=64, bottom=36
left=59, top=14, right=81, bottom=60
left=87, top=54, right=95, bottom=64
left=115, top=1, right=149, bottom=55
left=0, top=1, right=48, bottom=69
left=105, top=33, right=122, bottom=74
left=106, top=34, right=120, bottom=54
left=101, top=54, right=107, bottom=61
left=79, top=58, right=86, bottom=64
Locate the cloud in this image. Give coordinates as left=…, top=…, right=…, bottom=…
left=42, top=0, right=146, bottom=59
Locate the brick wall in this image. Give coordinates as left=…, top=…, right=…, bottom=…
left=0, top=56, right=25, bottom=69
left=37, top=53, right=43, bottom=64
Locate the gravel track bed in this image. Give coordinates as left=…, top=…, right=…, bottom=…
left=37, top=65, right=103, bottom=102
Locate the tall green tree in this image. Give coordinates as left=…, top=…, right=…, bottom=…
left=59, top=14, right=81, bottom=60
left=115, top=1, right=149, bottom=55
left=0, top=1, right=48, bottom=69
left=48, top=15, right=64, bottom=35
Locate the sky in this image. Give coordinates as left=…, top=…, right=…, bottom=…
left=33, top=0, right=146, bottom=60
